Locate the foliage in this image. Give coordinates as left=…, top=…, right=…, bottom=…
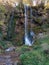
left=19, top=35, right=49, bottom=65
left=0, top=5, right=6, bottom=13
left=20, top=50, right=47, bottom=65
left=0, top=41, right=8, bottom=49
left=20, top=45, right=49, bottom=65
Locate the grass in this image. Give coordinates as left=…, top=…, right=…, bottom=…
left=20, top=50, right=47, bottom=65
left=18, top=35, right=49, bottom=65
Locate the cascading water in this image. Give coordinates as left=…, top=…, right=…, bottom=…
left=30, top=6, right=35, bottom=44
left=24, top=5, right=35, bottom=46
left=24, top=5, right=30, bottom=46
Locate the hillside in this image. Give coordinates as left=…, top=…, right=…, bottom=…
left=0, top=0, right=49, bottom=65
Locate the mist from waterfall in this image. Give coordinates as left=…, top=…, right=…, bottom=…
left=24, top=5, right=35, bottom=46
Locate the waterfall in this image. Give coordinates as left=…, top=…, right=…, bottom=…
left=30, top=7, right=35, bottom=44
left=24, top=5, right=31, bottom=46
left=24, top=5, right=28, bottom=37
left=24, top=5, right=35, bottom=46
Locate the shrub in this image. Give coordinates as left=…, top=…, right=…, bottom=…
left=20, top=50, right=48, bottom=65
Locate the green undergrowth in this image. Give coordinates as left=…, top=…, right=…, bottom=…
left=39, top=36, right=49, bottom=44
left=0, top=40, right=13, bottom=50
left=19, top=45, right=49, bottom=65
left=0, top=41, right=8, bottom=49
left=18, top=36, right=49, bottom=65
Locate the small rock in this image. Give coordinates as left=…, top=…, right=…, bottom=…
left=5, top=46, right=15, bottom=52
